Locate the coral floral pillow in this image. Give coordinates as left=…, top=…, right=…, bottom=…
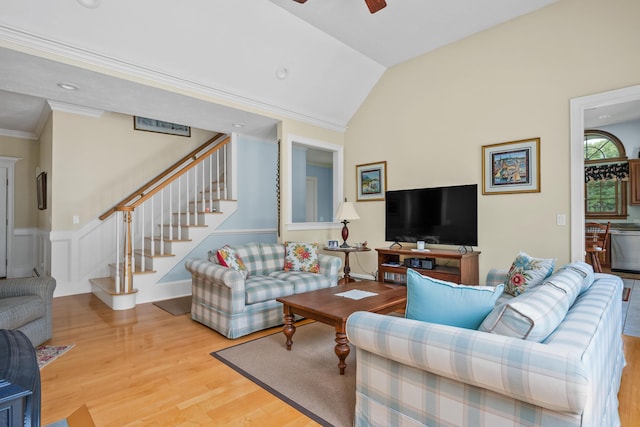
left=284, top=242, right=320, bottom=273
left=216, top=245, right=249, bottom=278
left=505, top=252, right=555, bottom=296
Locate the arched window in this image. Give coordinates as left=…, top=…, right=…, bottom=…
left=584, top=129, right=628, bottom=219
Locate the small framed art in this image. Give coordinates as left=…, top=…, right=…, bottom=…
left=327, top=239, right=339, bottom=249
left=134, top=116, right=191, bottom=137
left=482, top=138, right=540, bottom=195
left=37, top=171, right=47, bottom=210
left=356, top=161, right=387, bottom=201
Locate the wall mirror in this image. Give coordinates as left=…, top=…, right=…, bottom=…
left=287, top=135, right=343, bottom=230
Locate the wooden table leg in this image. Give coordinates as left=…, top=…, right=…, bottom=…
left=283, top=313, right=296, bottom=350
left=334, top=331, right=350, bottom=375
left=338, top=252, right=356, bottom=284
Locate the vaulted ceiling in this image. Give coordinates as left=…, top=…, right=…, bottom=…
left=0, top=0, right=562, bottom=140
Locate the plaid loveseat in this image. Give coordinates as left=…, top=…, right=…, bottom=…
left=346, top=267, right=625, bottom=427
left=185, top=242, right=341, bottom=339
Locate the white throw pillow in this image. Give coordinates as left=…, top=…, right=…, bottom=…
left=480, top=268, right=583, bottom=342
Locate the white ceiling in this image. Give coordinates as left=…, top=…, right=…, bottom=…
left=8, top=0, right=626, bottom=142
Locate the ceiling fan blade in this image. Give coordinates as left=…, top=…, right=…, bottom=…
left=364, top=0, right=386, bottom=13
left=293, top=0, right=307, bottom=3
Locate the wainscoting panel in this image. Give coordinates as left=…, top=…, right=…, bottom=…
left=50, top=217, right=114, bottom=297
left=12, top=228, right=36, bottom=278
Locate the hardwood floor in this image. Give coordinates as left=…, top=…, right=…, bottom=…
left=42, top=293, right=638, bottom=426
left=41, top=294, right=317, bottom=426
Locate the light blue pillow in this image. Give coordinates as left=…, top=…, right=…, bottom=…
left=405, top=269, right=504, bottom=330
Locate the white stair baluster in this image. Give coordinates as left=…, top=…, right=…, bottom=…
left=216, top=149, right=221, bottom=201
left=178, top=175, right=182, bottom=240
left=160, top=189, right=164, bottom=255
left=169, top=183, right=173, bottom=241
left=223, top=145, right=228, bottom=200
left=115, top=211, right=121, bottom=293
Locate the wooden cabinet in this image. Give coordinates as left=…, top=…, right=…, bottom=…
left=376, top=247, right=480, bottom=285
left=629, top=159, right=640, bottom=205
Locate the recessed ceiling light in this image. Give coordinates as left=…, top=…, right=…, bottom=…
left=275, top=67, right=289, bottom=80
left=57, top=83, right=79, bottom=91
left=77, top=0, right=101, bottom=8
left=232, top=123, right=245, bottom=128
left=598, top=114, right=612, bottom=119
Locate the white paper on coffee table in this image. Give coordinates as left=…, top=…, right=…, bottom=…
left=335, top=289, right=378, bottom=300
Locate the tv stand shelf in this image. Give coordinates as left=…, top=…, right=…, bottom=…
left=376, top=247, right=480, bottom=285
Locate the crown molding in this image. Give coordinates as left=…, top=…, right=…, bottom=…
left=0, top=128, right=37, bottom=140
left=47, top=100, right=104, bottom=117
left=0, top=25, right=348, bottom=133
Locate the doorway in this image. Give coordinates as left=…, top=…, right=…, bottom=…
left=570, top=84, right=640, bottom=261
left=0, top=157, right=19, bottom=278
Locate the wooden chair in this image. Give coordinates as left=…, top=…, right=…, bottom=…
left=585, top=222, right=611, bottom=273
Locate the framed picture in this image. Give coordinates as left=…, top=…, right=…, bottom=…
left=356, top=161, right=387, bottom=201
left=482, top=138, right=540, bottom=195
left=133, top=116, right=191, bottom=137
left=37, top=171, right=47, bottom=210
left=327, top=240, right=339, bottom=249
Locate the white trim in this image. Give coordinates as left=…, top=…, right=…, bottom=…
left=13, top=227, right=37, bottom=278
left=286, top=134, right=343, bottom=231
left=229, top=133, right=239, bottom=201
left=204, top=228, right=278, bottom=235
left=0, top=156, right=20, bottom=278
left=287, top=222, right=342, bottom=231
left=47, top=100, right=104, bottom=117
left=569, top=84, right=640, bottom=261
left=0, top=25, right=347, bottom=132
left=350, top=272, right=376, bottom=281
left=0, top=128, right=37, bottom=140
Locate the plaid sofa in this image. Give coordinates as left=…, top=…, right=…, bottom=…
left=185, top=242, right=341, bottom=339
left=346, top=269, right=625, bottom=427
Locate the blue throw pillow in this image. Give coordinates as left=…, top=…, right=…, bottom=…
left=405, top=269, right=504, bottom=330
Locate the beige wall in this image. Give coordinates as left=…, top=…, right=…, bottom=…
left=50, top=111, right=215, bottom=231
left=344, top=0, right=640, bottom=281
left=0, top=135, right=39, bottom=228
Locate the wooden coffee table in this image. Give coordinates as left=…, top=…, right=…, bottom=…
left=276, top=280, right=407, bottom=375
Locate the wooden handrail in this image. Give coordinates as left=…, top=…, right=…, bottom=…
left=127, top=135, right=230, bottom=210
left=99, top=132, right=228, bottom=220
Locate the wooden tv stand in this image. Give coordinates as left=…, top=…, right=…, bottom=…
left=376, top=247, right=480, bottom=285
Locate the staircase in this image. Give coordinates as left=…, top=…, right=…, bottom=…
left=90, top=133, right=237, bottom=310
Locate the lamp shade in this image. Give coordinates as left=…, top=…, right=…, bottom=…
left=334, top=202, right=360, bottom=221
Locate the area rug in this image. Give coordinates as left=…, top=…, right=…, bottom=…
left=36, top=344, right=74, bottom=369
left=623, top=287, right=631, bottom=302
left=153, top=295, right=191, bottom=315
left=212, top=322, right=355, bottom=427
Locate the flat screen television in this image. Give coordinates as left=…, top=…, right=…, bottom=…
left=385, top=184, right=478, bottom=247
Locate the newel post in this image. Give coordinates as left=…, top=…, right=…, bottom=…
left=122, top=207, right=135, bottom=294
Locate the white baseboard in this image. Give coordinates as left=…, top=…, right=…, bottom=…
left=350, top=272, right=376, bottom=281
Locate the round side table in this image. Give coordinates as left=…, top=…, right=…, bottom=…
left=324, top=246, right=371, bottom=284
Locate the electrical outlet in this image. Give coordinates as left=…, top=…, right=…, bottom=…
left=72, top=215, right=80, bottom=224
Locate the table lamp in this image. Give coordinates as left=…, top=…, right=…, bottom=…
left=334, top=200, right=359, bottom=248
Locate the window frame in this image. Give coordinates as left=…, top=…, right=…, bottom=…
left=584, top=129, right=628, bottom=220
